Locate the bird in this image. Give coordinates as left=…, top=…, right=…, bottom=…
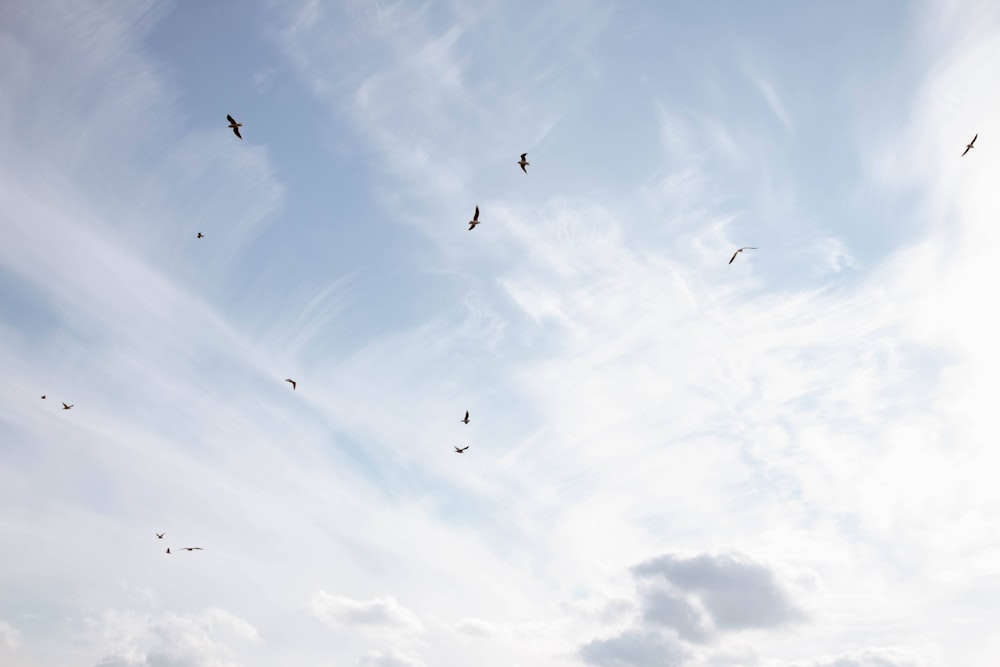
left=156, top=533, right=164, bottom=539
left=518, top=153, right=529, bottom=173
left=461, top=410, right=470, bottom=424
left=227, top=114, right=243, bottom=140
left=468, top=206, right=480, bottom=231
left=181, top=547, right=203, bottom=551
left=285, top=378, right=296, bottom=390
left=196, top=232, right=204, bottom=239
left=62, top=402, right=73, bottom=410
left=40, top=395, right=46, bottom=399
left=165, top=548, right=171, bottom=554
left=962, top=133, right=978, bottom=156
left=729, top=247, right=757, bottom=264
left=454, top=446, right=469, bottom=453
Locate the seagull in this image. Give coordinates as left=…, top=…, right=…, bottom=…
left=62, top=402, right=74, bottom=410
left=728, top=247, right=757, bottom=264
left=40, top=395, right=46, bottom=399
left=518, top=153, right=529, bottom=173
left=285, top=378, right=296, bottom=391
left=454, top=446, right=469, bottom=453
left=181, top=547, right=203, bottom=551
left=468, top=206, right=480, bottom=231
left=962, top=133, right=978, bottom=156
left=196, top=232, right=204, bottom=239
left=166, top=548, right=171, bottom=554
left=227, top=114, right=243, bottom=140
left=461, top=410, right=470, bottom=424
left=156, top=533, right=164, bottom=539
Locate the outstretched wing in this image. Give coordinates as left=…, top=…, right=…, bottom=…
left=227, top=114, right=236, bottom=124
left=473, top=206, right=479, bottom=221
left=728, top=251, right=739, bottom=264
left=233, top=126, right=242, bottom=139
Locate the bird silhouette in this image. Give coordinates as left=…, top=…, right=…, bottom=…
left=227, top=114, right=243, bottom=140
left=40, top=395, right=46, bottom=399
left=461, top=410, right=470, bottom=424
left=62, top=402, right=73, bottom=410
left=181, top=547, right=203, bottom=551
left=285, top=378, right=296, bottom=390
left=518, top=153, right=529, bottom=173
left=196, top=232, right=204, bottom=239
left=156, top=533, right=164, bottom=539
left=962, top=133, right=977, bottom=156
left=166, top=548, right=171, bottom=554
left=729, top=247, right=757, bottom=264
left=468, top=206, right=480, bottom=231
left=454, top=446, right=469, bottom=453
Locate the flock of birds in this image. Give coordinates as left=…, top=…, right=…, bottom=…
left=35, top=114, right=982, bottom=555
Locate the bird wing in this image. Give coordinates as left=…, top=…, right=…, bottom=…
left=962, top=146, right=970, bottom=156
left=521, top=153, right=527, bottom=160
left=972, top=134, right=978, bottom=145
left=728, top=251, right=739, bottom=264
left=473, top=206, right=479, bottom=221
left=227, top=114, right=236, bottom=124
left=520, top=163, right=527, bottom=173
left=465, top=411, right=469, bottom=420
left=233, top=126, right=242, bottom=139
left=62, top=402, right=69, bottom=408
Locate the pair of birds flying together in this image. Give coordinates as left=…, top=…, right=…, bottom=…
left=467, top=153, right=530, bottom=231
left=455, top=410, right=471, bottom=452
left=40, top=396, right=74, bottom=409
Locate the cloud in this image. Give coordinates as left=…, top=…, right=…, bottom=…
left=579, top=629, right=688, bottom=667
left=791, top=647, right=924, bottom=667
left=312, top=593, right=421, bottom=631
left=0, top=621, right=20, bottom=651
left=633, top=551, right=806, bottom=632
left=357, top=650, right=425, bottom=667
left=80, top=607, right=259, bottom=667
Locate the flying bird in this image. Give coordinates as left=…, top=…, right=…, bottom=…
left=468, top=206, right=480, bottom=231
left=461, top=410, right=470, bottom=424
left=728, top=247, right=757, bottom=264
left=41, top=395, right=46, bottom=399
left=156, top=533, right=164, bottom=539
left=166, top=548, right=171, bottom=554
left=962, top=133, right=978, bottom=156
left=196, top=232, right=204, bottom=239
left=62, top=402, right=73, bottom=410
left=181, top=547, right=203, bottom=551
left=518, top=153, right=529, bottom=173
left=285, top=378, right=296, bottom=390
left=227, top=114, right=243, bottom=140
left=454, top=446, right=469, bottom=453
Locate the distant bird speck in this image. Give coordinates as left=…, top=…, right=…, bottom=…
left=166, top=548, right=171, bottom=554
left=62, top=402, right=73, bottom=410
left=454, top=446, right=469, bottom=453
left=156, top=533, right=164, bottom=539
left=285, top=378, right=296, bottom=390
left=518, top=153, right=530, bottom=173
left=962, top=133, right=977, bottom=156
left=729, top=247, right=757, bottom=264
left=468, top=206, right=480, bottom=231
left=196, top=232, right=204, bottom=239
left=40, top=395, right=46, bottom=399
left=181, top=547, right=203, bottom=551
left=227, top=114, right=243, bottom=140
left=461, top=410, right=470, bottom=424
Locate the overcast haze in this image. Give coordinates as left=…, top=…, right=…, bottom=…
left=3, top=1, right=1000, bottom=666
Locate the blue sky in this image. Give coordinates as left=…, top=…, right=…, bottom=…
left=3, top=1, right=1000, bottom=665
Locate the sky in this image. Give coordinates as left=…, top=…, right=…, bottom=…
left=2, top=0, right=1000, bottom=665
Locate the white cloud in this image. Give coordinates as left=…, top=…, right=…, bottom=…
left=0, top=621, right=20, bottom=651
left=312, top=593, right=422, bottom=631
left=357, top=650, right=425, bottom=667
